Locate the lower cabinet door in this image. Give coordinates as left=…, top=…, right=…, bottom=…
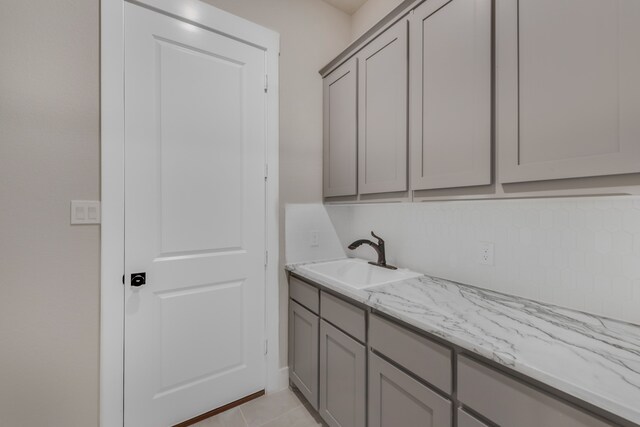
left=319, top=320, right=366, bottom=427
left=369, top=352, right=452, bottom=427
left=289, top=300, right=319, bottom=409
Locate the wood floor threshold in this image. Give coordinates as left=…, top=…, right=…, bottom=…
left=174, top=390, right=265, bottom=427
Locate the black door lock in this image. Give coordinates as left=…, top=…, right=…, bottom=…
left=131, top=272, right=146, bottom=287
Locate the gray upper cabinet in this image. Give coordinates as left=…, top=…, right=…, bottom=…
left=289, top=300, right=319, bottom=410
left=357, top=20, right=408, bottom=195
left=497, top=0, right=640, bottom=183
left=410, top=0, right=492, bottom=190
left=369, top=352, right=452, bottom=427
left=319, top=320, right=366, bottom=427
left=324, top=58, right=358, bottom=197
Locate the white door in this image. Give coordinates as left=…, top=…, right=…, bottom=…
left=124, top=3, right=267, bottom=426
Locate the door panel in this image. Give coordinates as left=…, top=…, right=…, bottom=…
left=324, top=59, right=358, bottom=197
left=410, top=0, right=492, bottom=190
left=157, top=281, right=244, bottom=390
left=158, top=38, right=244, bottom=255
left=498, top=0, right=640, bottom=183
left=124, top=3, right=266, bottom=426
left=358, top=20, right=408, bottom=194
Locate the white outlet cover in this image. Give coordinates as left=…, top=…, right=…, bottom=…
left=479, top=241, right=494, bottom=266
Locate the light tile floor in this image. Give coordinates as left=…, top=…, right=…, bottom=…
left=193, top=388, right=326, bottom=427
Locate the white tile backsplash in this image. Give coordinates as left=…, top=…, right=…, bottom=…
left=313, top=197, right=640, bottom=325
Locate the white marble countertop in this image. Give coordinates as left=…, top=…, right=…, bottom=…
left=286, top=259, right=640, bottom=426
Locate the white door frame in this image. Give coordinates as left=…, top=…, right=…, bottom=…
left=100, top=1, right=280, bottom=425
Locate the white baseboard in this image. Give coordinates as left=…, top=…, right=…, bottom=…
left=267, top=367, right=289, bottom=393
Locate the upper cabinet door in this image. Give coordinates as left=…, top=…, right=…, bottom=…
left=410, top=0, right=492, bottom=190
left=357, top=21, right=408, bottom=195
left=498, top=0, right=640, bottom=183
left=324, top=59, right=358, bottom=197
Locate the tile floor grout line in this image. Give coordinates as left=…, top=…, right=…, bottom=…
left=253, top=402, right=305, bottom=427
left=250, top=388, right=305, bottom=427
left=195, top=389, right=316, bottom=427
left=239, top=405, right=250, bottom=427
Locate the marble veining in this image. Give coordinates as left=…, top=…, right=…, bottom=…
left=287, top=260, right=640, bottom=425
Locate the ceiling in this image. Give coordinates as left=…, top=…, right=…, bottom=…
left=321, top=0, right=369, bottom=14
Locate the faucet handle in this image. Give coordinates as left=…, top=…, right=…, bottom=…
left=371, top=231, right=384, bottom=245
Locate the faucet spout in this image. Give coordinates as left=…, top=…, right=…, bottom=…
left=347, top=231, right=397, bottom=270
left=347, top=239, right=372, bottom=250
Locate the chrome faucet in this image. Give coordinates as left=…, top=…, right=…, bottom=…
left=348, top=231, right=397, bottom=270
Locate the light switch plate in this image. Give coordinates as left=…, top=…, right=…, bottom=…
left=71, top=200, right=101, bottom=225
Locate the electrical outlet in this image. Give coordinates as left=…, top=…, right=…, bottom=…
left=310, top=231, right=320, bottom=247
left=479, top=242, right=494, bottom=266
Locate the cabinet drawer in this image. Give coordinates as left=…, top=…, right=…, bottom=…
left=320, top=291, right=365, bottom=342
left=369, top=314, right=452, bottom=394
left=457, top=409, right=489, bottom=427
left=290, top=276, right=319, bottom=314
left=458, top=356, right=612, bottom=427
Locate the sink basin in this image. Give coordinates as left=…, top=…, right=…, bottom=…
left=301, top=258, right=422, bottom=290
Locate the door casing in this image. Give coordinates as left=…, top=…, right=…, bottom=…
left=100, top=1, right=280, bottom=425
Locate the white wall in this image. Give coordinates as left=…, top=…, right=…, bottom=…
left=323, top=197, right=640, bottom=325
left=0, top=1, right=100, bottom=426
left=351, top=0, right=404, bottom=40
left=203, top=0, right=352, bottom=368
left=285, top=204, right=346, bottom=264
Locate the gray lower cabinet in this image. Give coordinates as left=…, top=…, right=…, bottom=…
left=369, top=352, right=452, bottom=427
left=323, top=58, right=358, bottom=197
left=457, top=356, right=612, bottom=427
left=409, top=0, right=492, bottom=190
left=289, top=276, right=618, bottom=426
left=288, top=300, right=319, bottom=409
left=497, top=0, right=640, bottom=183
left=319, top=319, right=366, bottom=427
